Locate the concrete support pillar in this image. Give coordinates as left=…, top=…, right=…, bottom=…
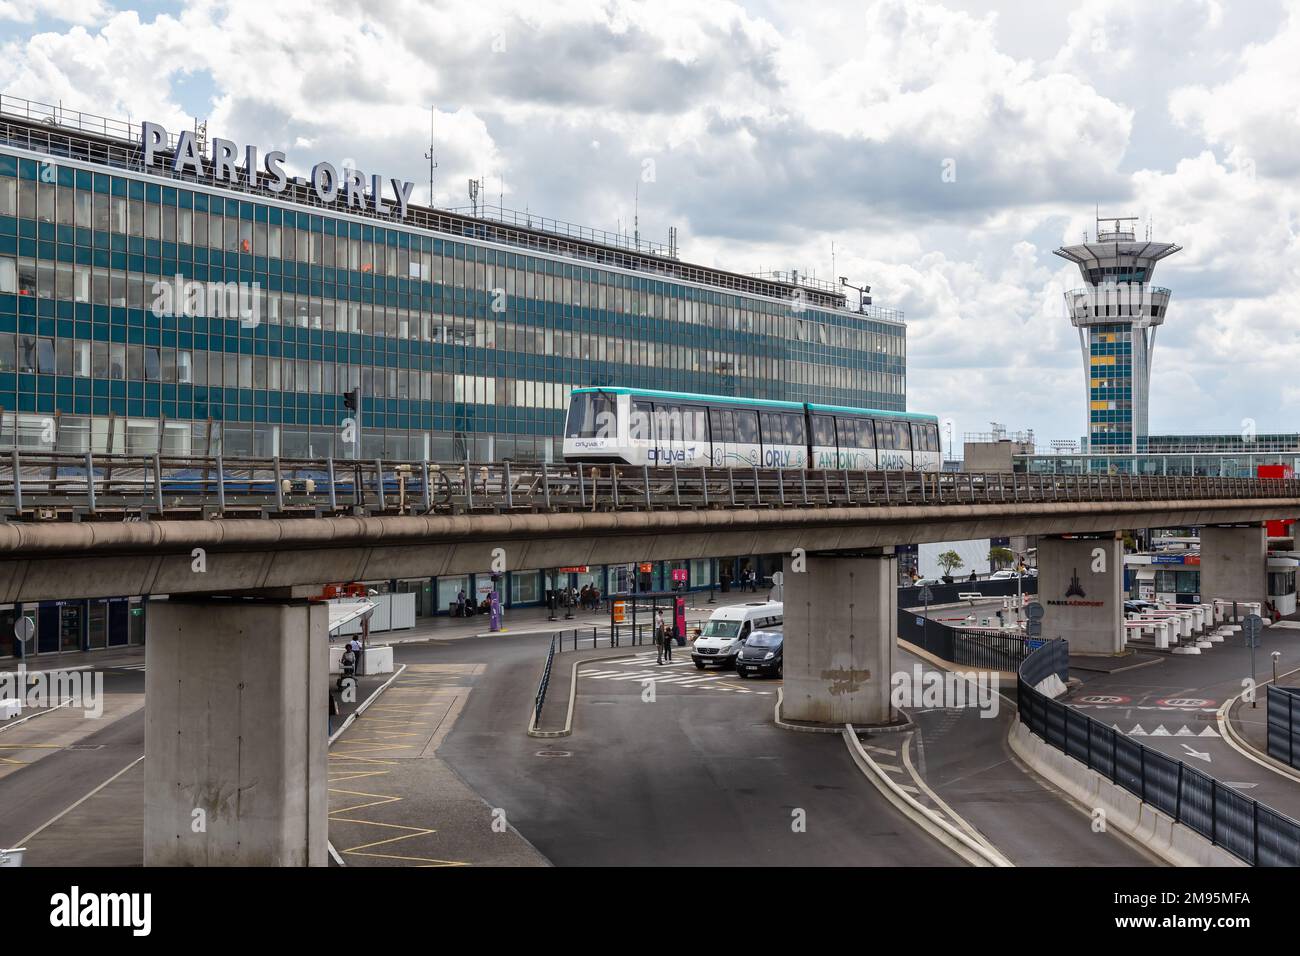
left=1199, top=525, right=1267, bottom=608
left=1038, top=535, right=1124, bottom=656
left=145, top=599, right=330, bottom=866
left=781, top=551, right=897, bottom=726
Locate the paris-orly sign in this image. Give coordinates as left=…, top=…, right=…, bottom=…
left=140, top=121, right=416, bottom=220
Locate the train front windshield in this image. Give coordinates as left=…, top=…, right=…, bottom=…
left=565, top=392, right=617, bottom=438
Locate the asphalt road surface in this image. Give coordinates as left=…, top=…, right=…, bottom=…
left=431, top=638, right=961, bottom=866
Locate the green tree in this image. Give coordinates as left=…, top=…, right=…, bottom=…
left=989, top=546, right=1014, bottom=569
left=937, top=550, right=964, bottom=575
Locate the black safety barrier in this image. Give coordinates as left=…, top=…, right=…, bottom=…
left=532, top=635, right=556, bottom=725
left=898, top=608, right=1035, bottom=672
left=1267, top=685, right=1300, bottom=770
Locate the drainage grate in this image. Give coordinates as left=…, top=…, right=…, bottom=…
left=535, top=749, right=572, bottom=758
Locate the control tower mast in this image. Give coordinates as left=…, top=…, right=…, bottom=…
left=1053, top=215, right=1181, bottom=457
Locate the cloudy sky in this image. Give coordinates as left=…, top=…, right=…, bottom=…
left=2, top=0, right=1296, bottom=450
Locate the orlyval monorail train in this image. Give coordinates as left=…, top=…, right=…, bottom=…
left=563, top=387, right=941, bottom=471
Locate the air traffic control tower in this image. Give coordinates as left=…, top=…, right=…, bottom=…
left=1054, top=216, right=1181, bottom=457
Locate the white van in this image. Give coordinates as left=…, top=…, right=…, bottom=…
left=691, top=601, right=784, bottom=669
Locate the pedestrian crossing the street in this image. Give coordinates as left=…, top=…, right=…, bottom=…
left=579, top=653, right=777, bottom=695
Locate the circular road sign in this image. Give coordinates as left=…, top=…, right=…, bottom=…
left=13, top=616, right=34, bottom=643
left=1025, top=602, right=1044, bottom=621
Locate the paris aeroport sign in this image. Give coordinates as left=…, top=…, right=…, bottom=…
left=140, top=121, right=416, bottom=220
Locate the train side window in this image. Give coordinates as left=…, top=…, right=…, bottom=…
left=683, top=405, right=706, bottom=442
left=710, top=407, right=735, bottom=443
left=759, top=411, right=780, bottom=445
left=929, top=424, right=940, bottom=451
left=855, top=420, right=875, bottom=449
left=659, top=404, right=683, bottom=441
left=735, top=409, right=759, bottom=444
left=812, top=415, right=836, bottom=447
left=632, top=400, right=655, bottom=441
left=895, top=422, right=912, bottom=449
left=784, top=414, right=806, bottom=446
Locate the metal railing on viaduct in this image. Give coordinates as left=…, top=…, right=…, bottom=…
left=0, top=454, right=1295, bottom=605
left=0, top=451, right=1297, bottom=520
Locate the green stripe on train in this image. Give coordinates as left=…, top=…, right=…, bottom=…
left=572, top=387, right=937, bottom=422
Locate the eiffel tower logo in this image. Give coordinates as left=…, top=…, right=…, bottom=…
left=1066, top=568, right=1086, bottom=598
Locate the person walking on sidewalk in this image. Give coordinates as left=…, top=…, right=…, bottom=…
left=656, top=609, right=668, bottom=664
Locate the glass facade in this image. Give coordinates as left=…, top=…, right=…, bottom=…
left=0, top=146, right=906, bottom=462
left=1021, top=452, right=1300, bottom=477
left=1087, top=323, right=1134, bottom=451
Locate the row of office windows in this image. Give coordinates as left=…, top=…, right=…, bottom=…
left=0, top=408, right=556, bottom=462
left=0, top=157, right=905, bottom=355
left=0, top=153, right=908, bottom=448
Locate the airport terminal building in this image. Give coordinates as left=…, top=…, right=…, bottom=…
left=0, top=96, right=909, bottom=652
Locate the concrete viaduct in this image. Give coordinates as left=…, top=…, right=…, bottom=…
left=1, top=463, right=1294, bottom=866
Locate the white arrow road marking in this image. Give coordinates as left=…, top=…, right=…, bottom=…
left=1225, top=781, right=1259, bottom=789
left=1180, top=744, right=1212, bottom=763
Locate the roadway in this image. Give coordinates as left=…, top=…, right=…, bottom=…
left=896, top=647, right=1156, bottom=865
left=435, top=636, right=961, bottom=865
left=4, top=596, right=1280, bottom=867
left=0, top=665, right=144, bottom=862
left=1060, top=622, right=1300, bottom=820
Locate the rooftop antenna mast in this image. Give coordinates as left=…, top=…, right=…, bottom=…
left=633, top=179, right=640, bottom=252
left=423, top=107, right=438, bottom=207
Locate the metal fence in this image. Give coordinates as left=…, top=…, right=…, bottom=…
left=1267, top=685, right=1300, bottom=770
left=898, top=576, right=1038, bottom=608
left=532, top=634, right=557, bottom=725
left=1018, top=641, right=1300, bottom=866
left=897, top=609, right=1034, bottom=672
left=0, top=451, right=1294, bottom=521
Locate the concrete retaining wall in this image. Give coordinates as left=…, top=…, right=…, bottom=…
left=1008, top=719, right=1244, bottom=867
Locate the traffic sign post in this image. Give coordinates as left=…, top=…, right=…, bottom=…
left=13, top=615, right=34, bottom=658
left=1243, top=614, right=1263, bottom=708
left=918, top=586, right=934, bottom=648
left=1025, top=601, right=1044, bottom=647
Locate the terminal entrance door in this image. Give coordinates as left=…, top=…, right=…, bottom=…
left=108, top=599, right=130, bottom=647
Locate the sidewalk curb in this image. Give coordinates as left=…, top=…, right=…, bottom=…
left=329, top=663, right=407, bottom=746
left=527, top=653, right=639, bottom=738
left=771, top=688, right=914, bottom=734
left=1217, top=670, right=1300, bottom=785
left=843, top=724, right=1012, bottom=867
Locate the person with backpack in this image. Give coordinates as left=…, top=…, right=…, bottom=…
left=337, top=644, right=356, bottom=691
